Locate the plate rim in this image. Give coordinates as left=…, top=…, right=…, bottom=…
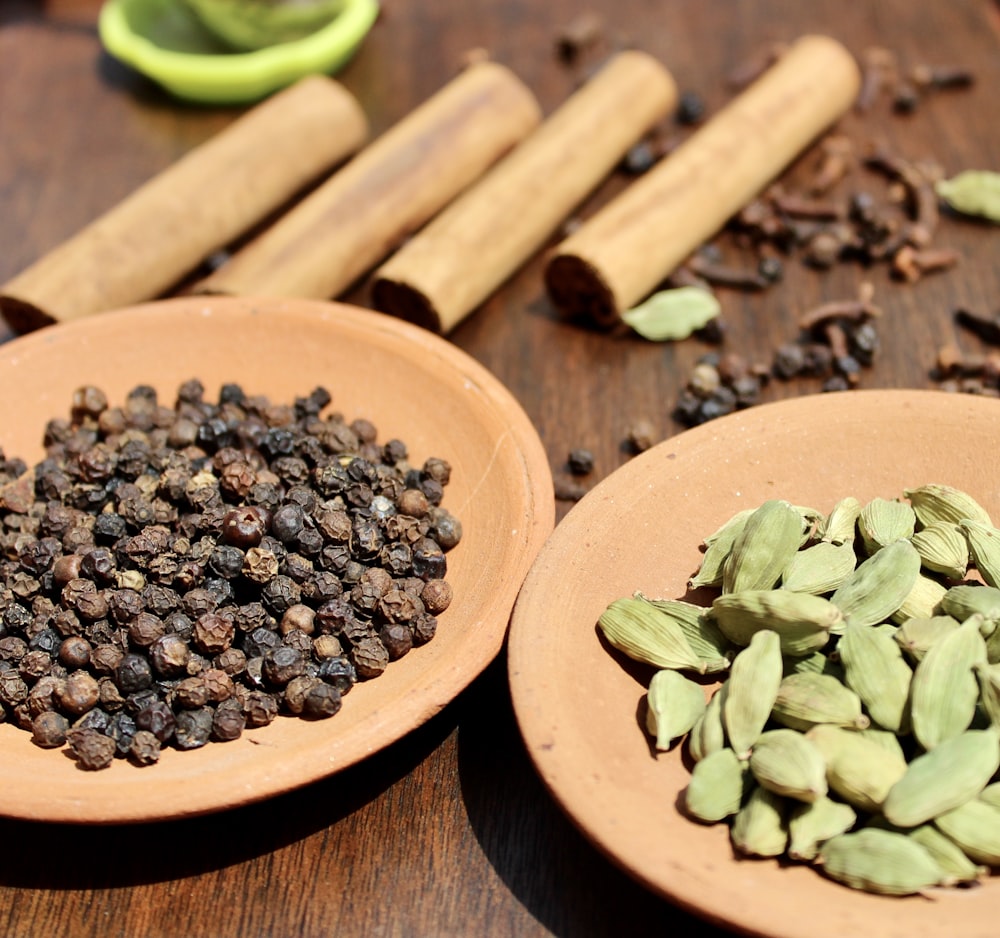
left=508, top=388, right=1000, bottom=938
left=0, top=295, right=555, bottom=823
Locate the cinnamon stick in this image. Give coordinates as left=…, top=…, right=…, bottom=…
left=370, top=51, right=677, bottom=333
left=0, top=75, right=368, bottom=333
left=195, top=61, right=542, bottom=301
left=544, top=35, right=861, bottom=326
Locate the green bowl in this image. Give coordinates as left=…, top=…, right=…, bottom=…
left=98, top=0, right=379, bottom=104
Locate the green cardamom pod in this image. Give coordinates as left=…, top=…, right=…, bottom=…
left=748, top=728, right=827, bottom=803
left=787, top=795, right=857, bottom=862
left=859, top=726, right=907, bottom=762
left=976, top=661, right=1000, bottom=725
left=635, top=593, right=731, bottom=672
left=909, top=521, right=969, bottom=580
left=959, top=518, right=1000, bottom=589
left=730, top=784, right=789, bottom=858
left=688, top=684, right=726, bottom=763
left=722, top=499, right=804, bottom=594
left=771, top=672, right=869, bottom=733
left=780, top=540, right=856, bottom=595
left=818, top=828, right=944, bottom=896
left=939, top=584, right=1000, bottom=624
left=829, top=538, right=921, bottom=629
left=889, top=572, right=948, bottom=624
left=933, top=797, right=1000, bottom=865
left=820, top=496, right=862, bottom=546
left=645, top=669, right=707, bottom=751
left=980, top=781, right=1000, bottom=809
left=621, top=285, right=722, bottom=341
left=805, top=724, right=907, bottom=813
left=893, top=614, right=960, bottom=664
left=682, top=746, right=751, bottom=823
left=909, top=617, right=987, bottom=750
left=782, top=650, right=845, bottom=682
left=722, top=629, right=783, bottom=759
left=857, top=497, right=915, bottom=555
left=883, top=726, right=1000, bottom=827
left=904, top=483, right=993, bottom=528
left=710, top=589, right=841, bottom=657
left=838, top=622, right=912, bottom=733
left=689, top=508, right=757, bottom=590
left=935, top=169, right=1000, bottom=224
left=597, top=597, right=704, bottom=672
left=905, top=824, right=988, bottom=885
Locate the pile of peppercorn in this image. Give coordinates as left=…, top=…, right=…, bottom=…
left=0, top=381, right=461, bottom=770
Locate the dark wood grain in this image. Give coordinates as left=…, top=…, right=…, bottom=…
left=0, top=1, right=999, bottom=935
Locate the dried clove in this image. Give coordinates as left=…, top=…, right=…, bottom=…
left=890, top=245, right=960, bottom=283
left=555, top=12, right=606, bottom=63
left=910, top=64, right=975, bottom=92
left=809, top=135, right=855, bottom=195
left=864, top=147, right=939, bottom=248
left=855, top=46, right=897, bottom=113
left=955, top=307, right=1000, bottom=346
left=687, top=254, right=779, bottom=291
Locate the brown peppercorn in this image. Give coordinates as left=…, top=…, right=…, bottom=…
left=129, top=729, right=161, bottom=765
left=128, top=611, right=166, bottom=648
left=201, top=668, right=235, bottom=703
left=26, top=674, right=64, bottom=717
left=174, top=675, right=210, bottom=709
left=312, top=633, right=343, bottom=660
left=209, top=703, right=245, bottom=742
left=58, top=635, right=92, bottom=669
left=379, top=623, right=413, bottom=661
left=280, top=603, right=315, bottom=636
left=350, top=634, right=389, bottom=679
left=57, top=670, right=100, bottom=716
left=192, top=612, right=235, bottom=655
left=67, top=726, right=116, bottom=770
left=282, top=675, right=322, bottom=715
left=90, top=643, right=124, bottom=676
left=52, top=554, right=84, bottom=586
left=420, top=579, right=453, bottom=615
left=302, top=682, right=342, bottom=719
left=378, top=588, right=424, bottom=624
left=31, top=710, right=70, bottom=748
left=396, top=488, right=429, bottom=519
left=148, top=633, right=191, bottom=677
left=243, top=690, right=279, bottom=728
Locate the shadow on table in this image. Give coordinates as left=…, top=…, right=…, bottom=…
left=0, top=697, right=453, bottom=890
left=456, top=651, right=730, bottom=938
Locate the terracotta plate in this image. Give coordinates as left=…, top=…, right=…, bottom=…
left=0, top=296, right=554, bottom=823
left=509, top=390, right=1000, bottom=938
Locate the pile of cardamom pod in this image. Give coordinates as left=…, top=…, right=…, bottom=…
left=598, top=483, right=1000, bottom=897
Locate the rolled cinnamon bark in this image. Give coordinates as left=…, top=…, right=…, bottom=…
left=371, top=50, right=677, bottom=333
left=544, top=35, right=862, bottom=326
left=0, top=75, right=368, bottom=333
left=195, top=61, right=542, bottom=300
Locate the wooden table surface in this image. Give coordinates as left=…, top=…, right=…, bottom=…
left=1, top=2, right=999, bottom=936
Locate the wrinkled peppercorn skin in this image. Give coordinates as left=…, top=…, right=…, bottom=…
left=0, top=382, right=461, bottom=769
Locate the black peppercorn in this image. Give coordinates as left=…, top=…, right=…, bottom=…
left=31, top=710, right=70, bottom=748
left=129, top=729, right=161, bottom=765
left=66, top=726, right=116, bottom=770
left=116, top=652, right=153, bottom=694
left=174, top=707, right=214, bottom=749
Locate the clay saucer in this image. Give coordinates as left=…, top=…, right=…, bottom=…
left=509, top=389, right=1000, bottom=938
left=0, top=296, right=554, bottom=823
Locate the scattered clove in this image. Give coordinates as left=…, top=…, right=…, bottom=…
left=555, top=12, right=606, bottom=64
left=910, top=64, right=975, bottom=92
left=890, top=245, right=960, bottom=283
left=809, top=135, right=855, bottom=195
left=955, top=308, right=1000, bottom=346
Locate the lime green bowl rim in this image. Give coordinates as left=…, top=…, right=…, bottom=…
left=98, top=0, right=380, bottom=104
